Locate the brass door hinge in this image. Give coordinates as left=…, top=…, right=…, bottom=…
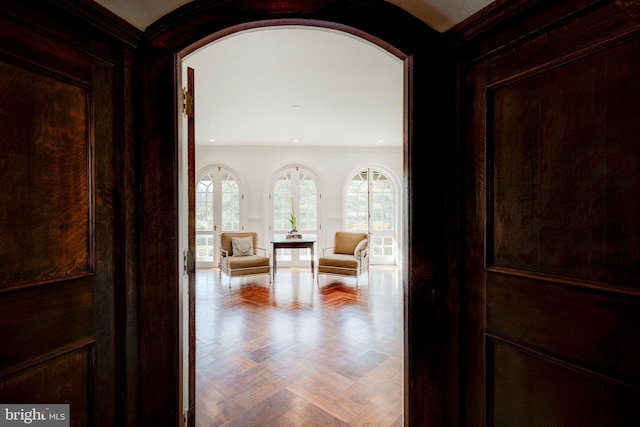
left=183, top=88, right=194, bottom=117
left=183, top=250, right=195, bottom=275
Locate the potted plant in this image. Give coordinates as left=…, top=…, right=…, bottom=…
left=288, top=199, right=297, bottom=232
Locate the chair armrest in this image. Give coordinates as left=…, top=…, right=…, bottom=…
left=255, top=246, right=269, bottom=258
left=221, top=248, right=229, bottom=257
left=322, top=246, right=335, bottom=256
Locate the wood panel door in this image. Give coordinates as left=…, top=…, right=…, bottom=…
left=459, top=1, right=640, bottom=425
left=0, top=5, right=126, bottom=426
left=186, top=65, right=197, bottom=427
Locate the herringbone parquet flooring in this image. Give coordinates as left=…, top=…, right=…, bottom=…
left=195, top=266, right=403, bottom=426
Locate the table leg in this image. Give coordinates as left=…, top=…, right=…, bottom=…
left=310, top=243, right=314, bottom=277
left=273, top=244, right=277, bottom=276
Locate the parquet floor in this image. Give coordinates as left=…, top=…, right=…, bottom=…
left=195, top=266, right=404, bottom=426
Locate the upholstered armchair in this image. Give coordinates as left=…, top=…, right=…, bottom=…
left=317, top=231, right=369, bottom=286
left=219, top=232, right=271, bottom=286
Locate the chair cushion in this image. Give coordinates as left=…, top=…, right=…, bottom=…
left=221, top=255, right=270, bottom=276
left=334, top=232, right=368, bottom=255
left=318, top=254, right=359, bottom=269
left=231, top=236, right=253, bottom=256
left=225, top=255, right=270, bottom=268
left=318, top=254, right=360, bottom=276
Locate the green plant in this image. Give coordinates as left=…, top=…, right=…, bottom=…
left=288, top=199, right=297, bottom=231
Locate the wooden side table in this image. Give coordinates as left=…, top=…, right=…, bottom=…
left=271, top=238, right=316, bottom=277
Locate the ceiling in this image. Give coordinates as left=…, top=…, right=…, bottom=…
left=183, top=27, right=405, bottom=147
left=94, top=0, right=495, bottom=33
left=93, top=0, right=495, bottom=147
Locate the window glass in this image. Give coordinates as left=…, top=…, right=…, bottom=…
left=196, top=175, right=214, bottom=231
left=347, top=168, right=396, bottom=265
left=273, top=173, right=292, bottom=231
left=347, top=171, right=368, bottom=231
left=196, top=168, right=241, bottom=264
left=221, top=172, right=239, bottom=230
left=272, top=167, right=319, bottom=264
left=372, top=171, right=393, bottom=231
left=298, top=172, right=317, bottom=230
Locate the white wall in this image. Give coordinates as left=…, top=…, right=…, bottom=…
left=195, top=144, right=403, bottom=258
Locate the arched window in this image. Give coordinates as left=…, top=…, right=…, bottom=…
left=271, top=166, right=319, bottom=266
left=346, top=167, right=397, bottom=265
left=196, top=167, right=241, bottom=266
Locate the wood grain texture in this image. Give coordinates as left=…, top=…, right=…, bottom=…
left=0, top=2, right=135, bottom=426
left=456, top=0, right=640, bottom=425
left=0, top=61, right=91, bottom=288
left=490, top=38, right=640, bottom=285
left=0, top=345, right=93, bottom=427
left=488, top=338, right=640, bottom=427
left=487, top=270, right=640, bottom=385
left=194, top=267, right=402, bottom=426
left=0, top=279, right=92, bottom=374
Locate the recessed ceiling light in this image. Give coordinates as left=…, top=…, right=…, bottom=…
left=291, top=105, right=302, bottom=110
left=378, top=140, right=384, bottom=144
left=292, top=139, right=299, bottom=143
left=209, top=138, right=216, bottom=142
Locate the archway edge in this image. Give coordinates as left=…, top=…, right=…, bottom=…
left=176, top=18, right=408, bottom=61
left=141, top=1, right=453, bottom=426
left=147, top=0, right=441, bottom=55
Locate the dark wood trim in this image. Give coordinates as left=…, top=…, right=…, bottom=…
left=117, top=46, right=142, bottom=427
left=487, top=267, right=640, bottom=298
left=52, top=0, right=144, bottom=47
left=141, top=1, right=453, bottom=425
left=0, top=2, right=139, bottom=425
left=486, top=334, right=640, bottom=392
left=447, top=0, right=544, bottom=43
left=454, top=0, right=640, bottom=424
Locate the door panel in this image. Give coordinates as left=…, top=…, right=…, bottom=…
left=0, top=62, right=91, bottom=287
left=461, top=1, right=640, bottom=425
left=0, top=10, right=120, bottom=427
left=186, top=66, right=196, bottom=426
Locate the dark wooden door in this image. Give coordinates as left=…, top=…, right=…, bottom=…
left=186, top=66, right=197, bottom=426
left=460, top=1, right=640, bottom=425
left=0, top=7, right=123, bottom=427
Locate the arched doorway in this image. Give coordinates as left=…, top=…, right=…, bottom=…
left=141, top=3, right=452, bottom=425
left=182, top=25, right=405, bottom=424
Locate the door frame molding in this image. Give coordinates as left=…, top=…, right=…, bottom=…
left=142, top=3, right=454, bottom=425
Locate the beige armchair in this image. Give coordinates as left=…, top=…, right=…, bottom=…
left=219, top=232, right=271, bottom=286
left=317, top=231, right=369, bottom=286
